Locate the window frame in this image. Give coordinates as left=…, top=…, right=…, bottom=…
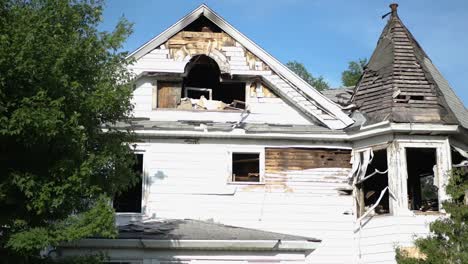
left=114, top=151, right=146, bottom=216
left=227, top=148, right=265, bottom=185
left=396, top=141, right=450, bottom=215
left=353, top=137, right=451, bottom=218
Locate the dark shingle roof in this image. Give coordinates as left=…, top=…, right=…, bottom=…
left=351, top=5, right=467, bottom=127
left=115, top=219, right=320, bottom=241
left=321, top=87, right=353, bottom=106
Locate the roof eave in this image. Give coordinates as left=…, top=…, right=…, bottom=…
left=60, top=238, right=320, bottom=252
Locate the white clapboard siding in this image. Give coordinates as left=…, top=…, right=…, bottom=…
left=120, top=140, right=356, bottom=264
left=128, top=46, right=340, bottom=126
left=131, top=77, right=154, bottom=112
left=131, top=78, right=314, bottom=125
left=355, top=215, right=439, bottom=264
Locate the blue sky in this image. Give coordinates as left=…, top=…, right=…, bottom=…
left=101, top=0, right=468, bottom=105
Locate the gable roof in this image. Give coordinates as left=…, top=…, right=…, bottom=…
left=351, top=4, right=468, bottom=128
left=128, top=4, right=354, bottom=129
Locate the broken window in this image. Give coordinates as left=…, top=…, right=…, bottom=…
left=356, top=149, right=389, bottom=216
left=154, top=55, right=246, bottom=111
left=182, top=55, right=245, bottom=110
left=232, top=153, right=260, bottom=183
left=406, top=148, right=439, bottom=212
left=114, top=154, right=143, bottom=213
left=452, top=146, right=468, bottom=167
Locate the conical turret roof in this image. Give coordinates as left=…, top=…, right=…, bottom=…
left=352, top=3, right=467, bottom=128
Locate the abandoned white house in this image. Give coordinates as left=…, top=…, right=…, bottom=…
left=58, top=3, right=468, bottom=264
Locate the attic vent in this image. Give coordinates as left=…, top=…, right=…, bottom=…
left=410, top=95, right=424, bottom=101
left=394, top=95, right=425, bottom=103
left=184, top=16, right=222, bottom=32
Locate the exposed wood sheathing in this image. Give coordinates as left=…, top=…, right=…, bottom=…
left=157, top=81, right=182, bottom=108
left=352, top=10, right=459, bottom=125
left=127, top=8, right=352, bottom=129
left=165, top=31, right=270, bottom=73
left=265, top=148, right=351, bottom=173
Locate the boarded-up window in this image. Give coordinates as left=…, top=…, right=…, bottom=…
left=157, top=82, right=182, bottom=108
left=114, top=154, right=143, bottom=213
left=265, top=148, right=351, bottom=173
left=232, top=153, right=260, bottom=182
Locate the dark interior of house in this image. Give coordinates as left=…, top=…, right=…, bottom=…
left=362, top=149, right=389, bottom=214
left=406, top=148, right=439, bottom=211
left=183, top=55, right=245, bottom=108
left=184, top=16, right=223, bottom=32
left=232, top=153, right=260, bottom=182
left=113, top=154, right=144, bottom=213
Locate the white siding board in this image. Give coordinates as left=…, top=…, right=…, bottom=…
left=130, top=72, right=315, bottom=125
left=355, top=215, right=439, bottom=264
left=120, top=141, right=355, bottom=264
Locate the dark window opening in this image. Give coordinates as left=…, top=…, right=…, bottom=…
left=155, top=56, right=246, bottom=110
left=114, top=154, right=143, bottom=213
left=406, top=148, right=439, bottom=212
left=180, top=55, right=245, bottom=110
left=410, top=95, right=424, bottom=101
left=452, top=147, right=466, bottom=166
left=232, top=153, right=260, bottom=182
left=359, top=149, right=389, bottom=215
left=395, top=95, right=425, bottom=102
left=185, top=87, right=212, bottom=100
left=214, top=82, right=245, bottom=108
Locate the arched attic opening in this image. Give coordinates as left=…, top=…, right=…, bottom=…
left=182, top=55, right=245, bottom=110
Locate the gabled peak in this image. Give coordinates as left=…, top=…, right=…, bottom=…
left=128, top=4, right=355, bottom=129
left=184, top=15, right=223, bottom=33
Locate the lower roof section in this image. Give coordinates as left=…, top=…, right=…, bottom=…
left=60, top=219, right=320, bottom=252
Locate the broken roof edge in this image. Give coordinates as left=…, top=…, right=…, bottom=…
left=106, top=121, right=461, bottom=142
left=127, top=4, right=354, bottom=129
left=422, top=57, right=468, bottom=129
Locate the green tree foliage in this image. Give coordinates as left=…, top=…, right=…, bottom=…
left=0, top=0, right=136, bottom=262
left=396, top=168, right=468, bottom=264
left=286, top=61, right=329, bottom=91
left=341, top=58, right=367, bottom=87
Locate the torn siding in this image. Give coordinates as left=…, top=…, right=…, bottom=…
left=120, top=139, right=355, bottom=263
left=129, top=26, right=346, bottom=128
left=131, top=76, right=315, bottom=125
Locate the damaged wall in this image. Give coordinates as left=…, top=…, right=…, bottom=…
left=351, top=137, right=453, bottom=264
left=266, top=148, right=351, bottom=172
left=128, top=25, right=342, bottom=127
left=132, top=76, right=314, bottom=125
left=118, top=139, right=355, bottom=263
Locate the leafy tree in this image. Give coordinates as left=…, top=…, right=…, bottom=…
left=341, top=58, right=367, bottom=87
left=396, top=168, right=468, bottom=264
left=0, top=0, right=136, bottom=262
left=286, top=61, right=329, bottom=91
